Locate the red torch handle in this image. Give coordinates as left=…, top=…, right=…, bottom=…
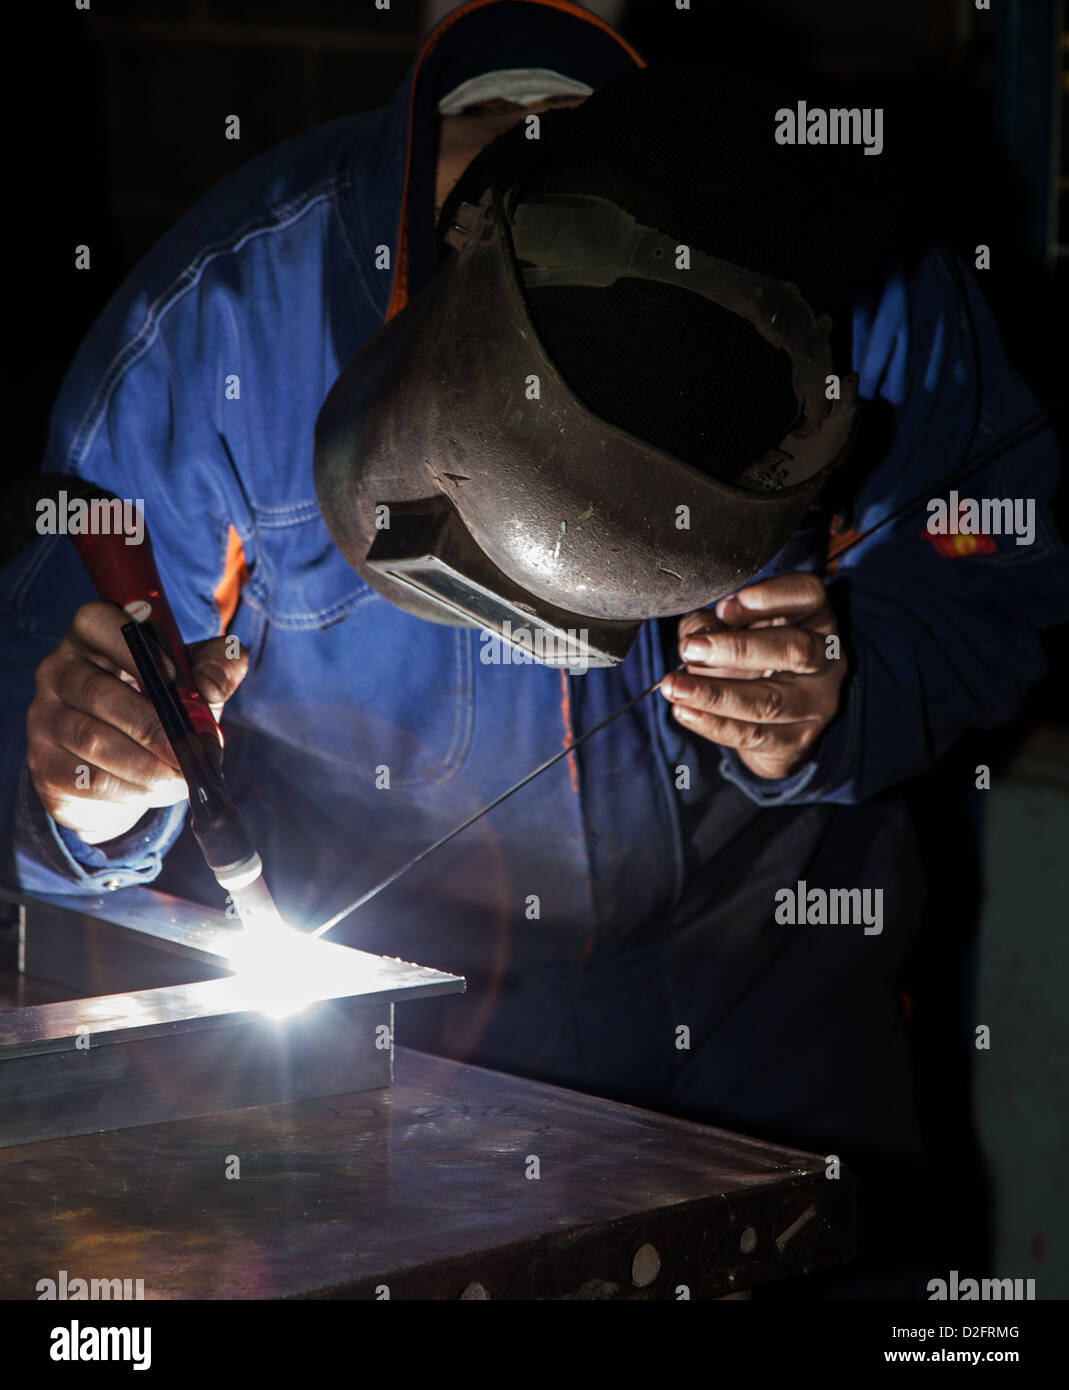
left=72, top=528, right=222, bottom=746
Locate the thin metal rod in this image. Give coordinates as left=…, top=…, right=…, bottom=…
left=309, top=671, right=670, bottom=939
left=828, top=399, right=1064, bottom=565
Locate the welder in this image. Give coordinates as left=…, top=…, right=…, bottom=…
left=2, top=0, right=1067, bottom=1297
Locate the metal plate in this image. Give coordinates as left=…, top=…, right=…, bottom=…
left=0, top=888, right=464, bottom=1148
left=0, top=998, right=394, bottom=1150
left=0, top=947, right=461, bottom=1058
left=0, top=883, right=275, bottom=981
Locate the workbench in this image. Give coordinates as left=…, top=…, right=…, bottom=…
left=0, top=1018, right=853, bottom=1299
left=0, top=890, right=854, bottom=1300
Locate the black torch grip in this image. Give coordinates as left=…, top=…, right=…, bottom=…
left=121, top=620, right=254, bottom=873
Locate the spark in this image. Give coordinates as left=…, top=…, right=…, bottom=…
left=225, top=918, right=344, bottom=1022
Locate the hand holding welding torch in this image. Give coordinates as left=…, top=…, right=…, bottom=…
left=26, top=601, right=248, bottom=845
left=20, top=478, right=275, bottom=932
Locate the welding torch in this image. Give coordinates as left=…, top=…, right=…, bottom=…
left=47, top=478, right=281, bottom=932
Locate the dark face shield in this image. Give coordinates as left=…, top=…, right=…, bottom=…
left=314, top=186, right=859, bottom=668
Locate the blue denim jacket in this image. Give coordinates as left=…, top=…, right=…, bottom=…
left=2, top=0, right=1066, bottom=978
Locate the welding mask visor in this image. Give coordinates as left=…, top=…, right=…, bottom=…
left=314, top=186, right=858, bottom=667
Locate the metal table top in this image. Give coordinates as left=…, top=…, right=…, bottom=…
left=0, top=1044, right=853, bottom=1299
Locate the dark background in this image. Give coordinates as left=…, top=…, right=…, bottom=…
left=10, top=1, right=1068, bottom=489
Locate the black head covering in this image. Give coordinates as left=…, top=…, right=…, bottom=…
left=439, top=63, right=897, bottom=484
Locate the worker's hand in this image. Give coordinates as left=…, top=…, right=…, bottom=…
left=659, top=573, right=845, bottom=780
left=26, top=602, right=248, bottom=845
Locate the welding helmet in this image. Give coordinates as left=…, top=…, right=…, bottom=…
left=314, top=184, right=859, bottom=667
